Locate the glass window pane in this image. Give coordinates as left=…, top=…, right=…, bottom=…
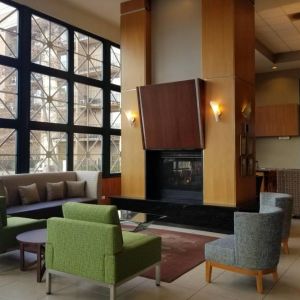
left=74, top=133, right=102, bottom=171
left=74, top=31, right=103, bottom=80
left=110, top=91, right=121, bottom=129
left=30, top=72, right=68, bottom=123
left=0, top=128, right=16, bottom=175
left=0, top=64, right=18, bottom=119
left=30, top=130, right=67, bottom=173
left=111, top=46, right=120, bottom=85
left=74, top=82, right=103, bottom=127
left=110, top=135, right=121, bottom=174
left=0, top=2, right=18, bottom=58
left=31, top=15, right=68, bottom=71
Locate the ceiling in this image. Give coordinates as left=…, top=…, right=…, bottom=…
left=62, top=0, right=300, bottom=74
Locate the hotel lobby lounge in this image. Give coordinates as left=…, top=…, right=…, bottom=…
left=1, top=0, right=300, bottom=299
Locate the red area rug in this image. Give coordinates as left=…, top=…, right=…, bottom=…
left=124, top=227, right=217, bottom=283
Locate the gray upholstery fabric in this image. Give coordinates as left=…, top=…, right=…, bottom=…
left=75, top=171, right=101, bottom=200
left=260, top=192, right=293, bottom=240
left=205, top=235, right=235, bottom=265
left=205, top=206, right=283, bottom=270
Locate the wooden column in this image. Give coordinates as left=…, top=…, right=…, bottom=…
left=202, top=0, right=256, bottom=207
left=120, top=0, right=151, bottom=197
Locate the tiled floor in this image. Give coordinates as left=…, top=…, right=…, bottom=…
left=0, top=219, right=300, bottom=300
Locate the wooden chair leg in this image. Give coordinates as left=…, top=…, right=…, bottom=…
left=282, top=240, right=289, bottom=254
left=272, top=270, right=278, bottom=282
left=205, top=261, right=212, bottom=283
left=256, top=271, right=263, bottom=294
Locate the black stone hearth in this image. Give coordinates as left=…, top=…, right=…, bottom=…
left=110, top=196, right=236, bottom=234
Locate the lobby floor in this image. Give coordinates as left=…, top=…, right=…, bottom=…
left=0, top=219, right=299, bottom=300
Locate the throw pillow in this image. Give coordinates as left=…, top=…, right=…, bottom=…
left=18, top=183, right=40, bottom=205
left=66, top=181, right=86, bottom=198
left=0, top=196, right=7, bottom=228
left=46, top=181, right=65, bottom=201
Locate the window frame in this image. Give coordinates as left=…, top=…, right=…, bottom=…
left=0, top=0, right=121, bottom=177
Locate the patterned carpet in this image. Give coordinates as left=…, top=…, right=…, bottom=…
left=137, top=228, right=217, bottom=282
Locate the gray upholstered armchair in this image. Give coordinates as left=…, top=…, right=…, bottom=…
left=205, top=206, right=283, bottom=293
left=260, top=192, right=293, bottom=254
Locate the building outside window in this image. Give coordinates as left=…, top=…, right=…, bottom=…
left=0, top=0, right=121, bottom=177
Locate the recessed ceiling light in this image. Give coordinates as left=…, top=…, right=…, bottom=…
left=272, top=65, right=278, bottom=70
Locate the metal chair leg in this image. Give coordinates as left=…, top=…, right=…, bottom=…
left=110, top=285, right=116, bottom=300
left=155, top=263, right=161, bottom=286
left=46, top=271, right=52, bottom=295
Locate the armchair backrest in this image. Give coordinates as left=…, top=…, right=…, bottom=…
left=260, top=192, right=293, bottom=240
left=234, top=206, right=283, bottom=270
left=62, top=202, right=123, bottom=245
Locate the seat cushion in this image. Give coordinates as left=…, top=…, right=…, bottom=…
left=205, top=235, right=236, bottom=266
left=104, top=231, right=161, bottom=284
left=7, top=197, right=97, bottom=216
left=0, top=217, right=46, bottom=252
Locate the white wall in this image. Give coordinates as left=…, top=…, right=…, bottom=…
left=151, top=0, right=202, bottom=84
left=256, top=70, right=300, bottom=169
left=13, top=0, right=120, bottom=43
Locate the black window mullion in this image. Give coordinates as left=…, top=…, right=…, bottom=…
left=102, top=41, right=112, bottom=177
left=16, top=7, right=31, bottom=173
left=0, top=0, right=121, bottom=176
left=68, top=28, right=75, bottom=171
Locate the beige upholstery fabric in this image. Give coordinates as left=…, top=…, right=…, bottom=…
left=66, top=181, right=86, bottom=198
left=18, top=183, right=40, bottom=205
left=76, top=171, right=101, bottom=200
left=0, top=172, right=77, bottom=206
left=47, top=181, right=65, bottom=201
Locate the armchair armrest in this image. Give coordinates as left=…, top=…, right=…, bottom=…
left=75, top=171, right=101, bottom=200
left=46, top=217, right=123, bottom=282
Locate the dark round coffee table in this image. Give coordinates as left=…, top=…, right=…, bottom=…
left=16, top=228, right=47, bottom=282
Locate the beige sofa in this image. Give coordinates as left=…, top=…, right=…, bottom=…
left=0, top=171, right=101, bottom=219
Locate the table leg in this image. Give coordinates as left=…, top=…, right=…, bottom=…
left=37, top=244, right=42, bottom=282
left=20, top=242, right=25, bottom=271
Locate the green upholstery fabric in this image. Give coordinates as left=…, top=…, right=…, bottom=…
left=0, top=196, right=7, bottom=228
left=0, top=217, right=46, bottom=253
left=46, top=203, right=162, bottom=287
left=63, top=202, right=120, bottom=225
left=46, top=217, right=123, bottom=282
left=105, top=231, right=161, bottom=284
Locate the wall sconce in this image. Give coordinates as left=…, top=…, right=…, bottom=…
left=210, top=101, right=222, bottom=122
left=241, top=103, right=251, bottom=119
left=125, top=110, right=136, bottom=127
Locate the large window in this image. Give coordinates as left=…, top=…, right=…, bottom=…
left=0, top=0, right=121, bottom=176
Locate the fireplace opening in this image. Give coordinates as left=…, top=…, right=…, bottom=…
left=146, top=150, right=203, bottom=205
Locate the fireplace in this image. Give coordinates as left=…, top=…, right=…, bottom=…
left=146, top=150, right=203, bottom=204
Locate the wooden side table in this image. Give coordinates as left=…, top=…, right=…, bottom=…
left=16, top=229, right=47, bottom=282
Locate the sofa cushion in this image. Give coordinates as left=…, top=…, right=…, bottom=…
left=18, top=183, right=40, bottom=205
left=7, top=198, right=97, bottom=216
left=0, top=196, right=7, bottom=228
left=47, top=181, right=65, bottom=201
left=66, top=181, right=86, bottom=198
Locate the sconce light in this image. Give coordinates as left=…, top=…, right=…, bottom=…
left=125, top=110, right=136, bottom=127
left=241, top=103, right=251, bottom=119
left=210, top=101, right=222, bottom=122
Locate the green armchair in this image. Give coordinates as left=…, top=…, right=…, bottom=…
left=0, top=196, right=46, bottom=253
left=46, top=203, right=161, bottom=300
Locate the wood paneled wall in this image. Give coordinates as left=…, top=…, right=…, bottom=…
left=202, top=0, right=256, bottom=207
left=120, top=0, right=151, bottom=197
